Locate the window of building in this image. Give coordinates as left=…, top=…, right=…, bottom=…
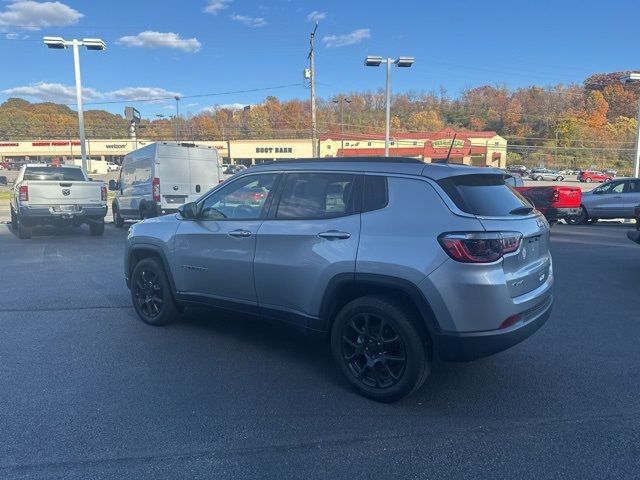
left=200, top=173, right=277, bottom=220
left=390, top=141, right=395, bottom=145
left=413, top=141, right=418, bottom=146
left=345, top=142, right=350, bottom=147
left=367, top=142, right=372, bottom=147
left=276, top=173, right=359, bottom=219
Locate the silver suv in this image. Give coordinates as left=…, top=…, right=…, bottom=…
left=125, top=158, right=553, bottom=402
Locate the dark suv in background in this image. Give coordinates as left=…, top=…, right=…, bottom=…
left=124, top=158, right=553, bottom=402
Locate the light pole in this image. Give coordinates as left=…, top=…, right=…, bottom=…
left=44, top=36, right=106, bottom=173
left=621, top=73, right=640, bottom=177
left=333, top=97, right=351, bottom=155
left=364, top=55, right=414, bottom=156
left=174, top=96, right=180, bottom=142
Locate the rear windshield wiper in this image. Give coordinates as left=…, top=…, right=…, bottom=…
left=509, top=206, right=534, bottom=215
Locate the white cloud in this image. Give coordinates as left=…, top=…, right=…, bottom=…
left=322, top=28, right=370, bottom=48
left=230, top=14, right=266, bottom=27
left=5, top=33, right=20, bottom=39
left=0, top=1, right=83, bottom=31
left=204, top=0, right=231, bottom=15
left=307, top=10, right=326, bottom=22
left=201, top=103, right=247, bottom=113
left=108, top=87, right=181, bottom=102
left=1, top=83, right=181, bottom=104
left=2, top=82, right=101, bottom=103
left=118, top=31, right=201, bottom=53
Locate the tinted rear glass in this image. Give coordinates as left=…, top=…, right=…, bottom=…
left=24, top=167, right=85, bottom=181
left=438, top=174, right=531, bottom=216
left=363, top=175, right=388, bottom=212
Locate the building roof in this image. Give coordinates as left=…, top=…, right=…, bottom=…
left=320, top=129, right=500, bottom=141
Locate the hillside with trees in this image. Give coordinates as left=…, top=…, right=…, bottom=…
left=1, top=71, right=638, bottom=173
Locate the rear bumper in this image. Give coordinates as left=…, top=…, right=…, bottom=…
left=19, top=205, right=107, bottom=222
left=435, top=295, right=553, bottom=361
left=538, top=207, right=581, bottom=221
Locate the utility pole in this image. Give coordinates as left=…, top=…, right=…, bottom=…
left=555, top=131, right=559, bottom=165
left=309, top=23, right=318, bottom=157
left=174, top=96, right=180, bottom=142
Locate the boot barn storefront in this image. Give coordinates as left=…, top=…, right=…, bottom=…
left=320, top=130, right=507, bottom=168
left=0, top=131, right=505, bottom=171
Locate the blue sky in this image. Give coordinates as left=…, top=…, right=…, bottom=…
left=1, top=0, right=640, bottom=117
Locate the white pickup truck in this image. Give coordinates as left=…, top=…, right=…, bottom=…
left=10, top=164, right=108, bottom=239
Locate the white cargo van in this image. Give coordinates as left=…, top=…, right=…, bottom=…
left=109, top=142, right=222, bottom=226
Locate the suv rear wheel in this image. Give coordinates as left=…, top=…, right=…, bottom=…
left=330, top=296, right=430, bottom=402
left=131, top=258, right=177, bottom=326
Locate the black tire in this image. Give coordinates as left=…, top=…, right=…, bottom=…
left=113, top=204, right=125, bottom=228
left=17, top=216, right=32, bottom=239
left=89, top=219, right=105, bottom=236
left=536, top=176, right=543, bottom=181
left=10, top=207, right=17, bottom=229
left=330, top=296, right=430, bottom=403
left=130, top=257, right=177, bottom=326
left=586, top=177, right=593, bottom=183
left=557, top=176, right=564, bottom=182
left=574, top=206, right=590, bottom=225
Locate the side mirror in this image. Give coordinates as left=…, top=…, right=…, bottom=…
left=179, top=201, right=198, bottom=219
left=108, top=179, right=119, bottom=191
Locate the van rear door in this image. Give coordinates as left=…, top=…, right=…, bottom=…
left=187, top=147, right=221, bottom=202
left=157, top=146, right=191, bottom=212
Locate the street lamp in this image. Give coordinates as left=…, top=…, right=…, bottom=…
left=365, top=55, right=414, bottom=156
left=44, top=36, right=106, bottom=173
left=174, top=96, right=180, bottom=142
left=333, top=97, right=351, bottom=155
left=621, top=73, right=640, bottom=177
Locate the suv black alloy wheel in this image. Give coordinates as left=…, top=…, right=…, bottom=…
left=131, top=258, right=177, bottom=326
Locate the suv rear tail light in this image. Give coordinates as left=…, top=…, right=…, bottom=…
left=551, top=190, right=560, bottom=203
left=19, top=185, right=28, bottom=201
left=101, top=185, right=107, bottom=202
left=438, top=232, right=522, bottom=263
left=152, top=177, right=160, bottom=203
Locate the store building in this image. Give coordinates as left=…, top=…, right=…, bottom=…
left=320, top=129, right=507, bottom=168
left=0, top=131, right=506, bottom=171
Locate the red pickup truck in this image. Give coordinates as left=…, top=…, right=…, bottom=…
left=578, top=171, right=612, bottom=183
left=506, top=175, right=582, bottom=224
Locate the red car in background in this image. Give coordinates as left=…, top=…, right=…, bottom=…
left=505, top=175, right=582, bottom=225
left=578, top=171, right=612, bottom=183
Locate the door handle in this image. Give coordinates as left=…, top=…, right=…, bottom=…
left=229, top=229, right=252, bottom=238
left=318, top=230, right=351, bottom=240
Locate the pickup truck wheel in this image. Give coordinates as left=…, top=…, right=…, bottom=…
left=17, top=216, right=32, bottom=239
left=113, top=206, right=125, bottom=228
left=89, top=220, right=105, bottom=236
left=331, top=296, right=430, bottom=403
left=10, top=208, right=17, bottom=228
left=131, top=258, right=177, bottom=326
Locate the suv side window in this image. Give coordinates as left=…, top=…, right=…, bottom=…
left=199, top=173, right=278, bottom=220
left=275, top=172, right=359, bottom=219
left=363, top=175, right=388, bottom=212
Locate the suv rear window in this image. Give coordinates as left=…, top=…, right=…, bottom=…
left=23, top=167, right=86, bottom=181
left=437, top=174, right=531, bottom=216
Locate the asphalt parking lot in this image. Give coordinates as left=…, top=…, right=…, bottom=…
left=0, top=220, right=639, bottom=479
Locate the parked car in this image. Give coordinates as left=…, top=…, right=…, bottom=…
left=106, top=161, right=119, bottom=172
left=604, top=169, right=617, bottom=177
left=577, top=171, right=612, bottom=183
left=109, top=142, right=223, bottom=227
left=0, top=175, right=7, bottom=185
left=0, top=162, right=6, bottom=170
left=528, top=168, right=565, bottom=181
left=124, top=158, right=553, bottom=402
left=506, top=165, right=527, bottom=174
left=10, top=164, right=107, bottom=239
left=223, top=164, right=248, bottom=175
left=626, top=205, right=640, bottom=244
left=570, top=178, right=640, bottom=224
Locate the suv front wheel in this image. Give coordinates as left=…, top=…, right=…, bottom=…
left=330, top=296, right=431, bottom=402
left=131, top=258, right=178, bottom=326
